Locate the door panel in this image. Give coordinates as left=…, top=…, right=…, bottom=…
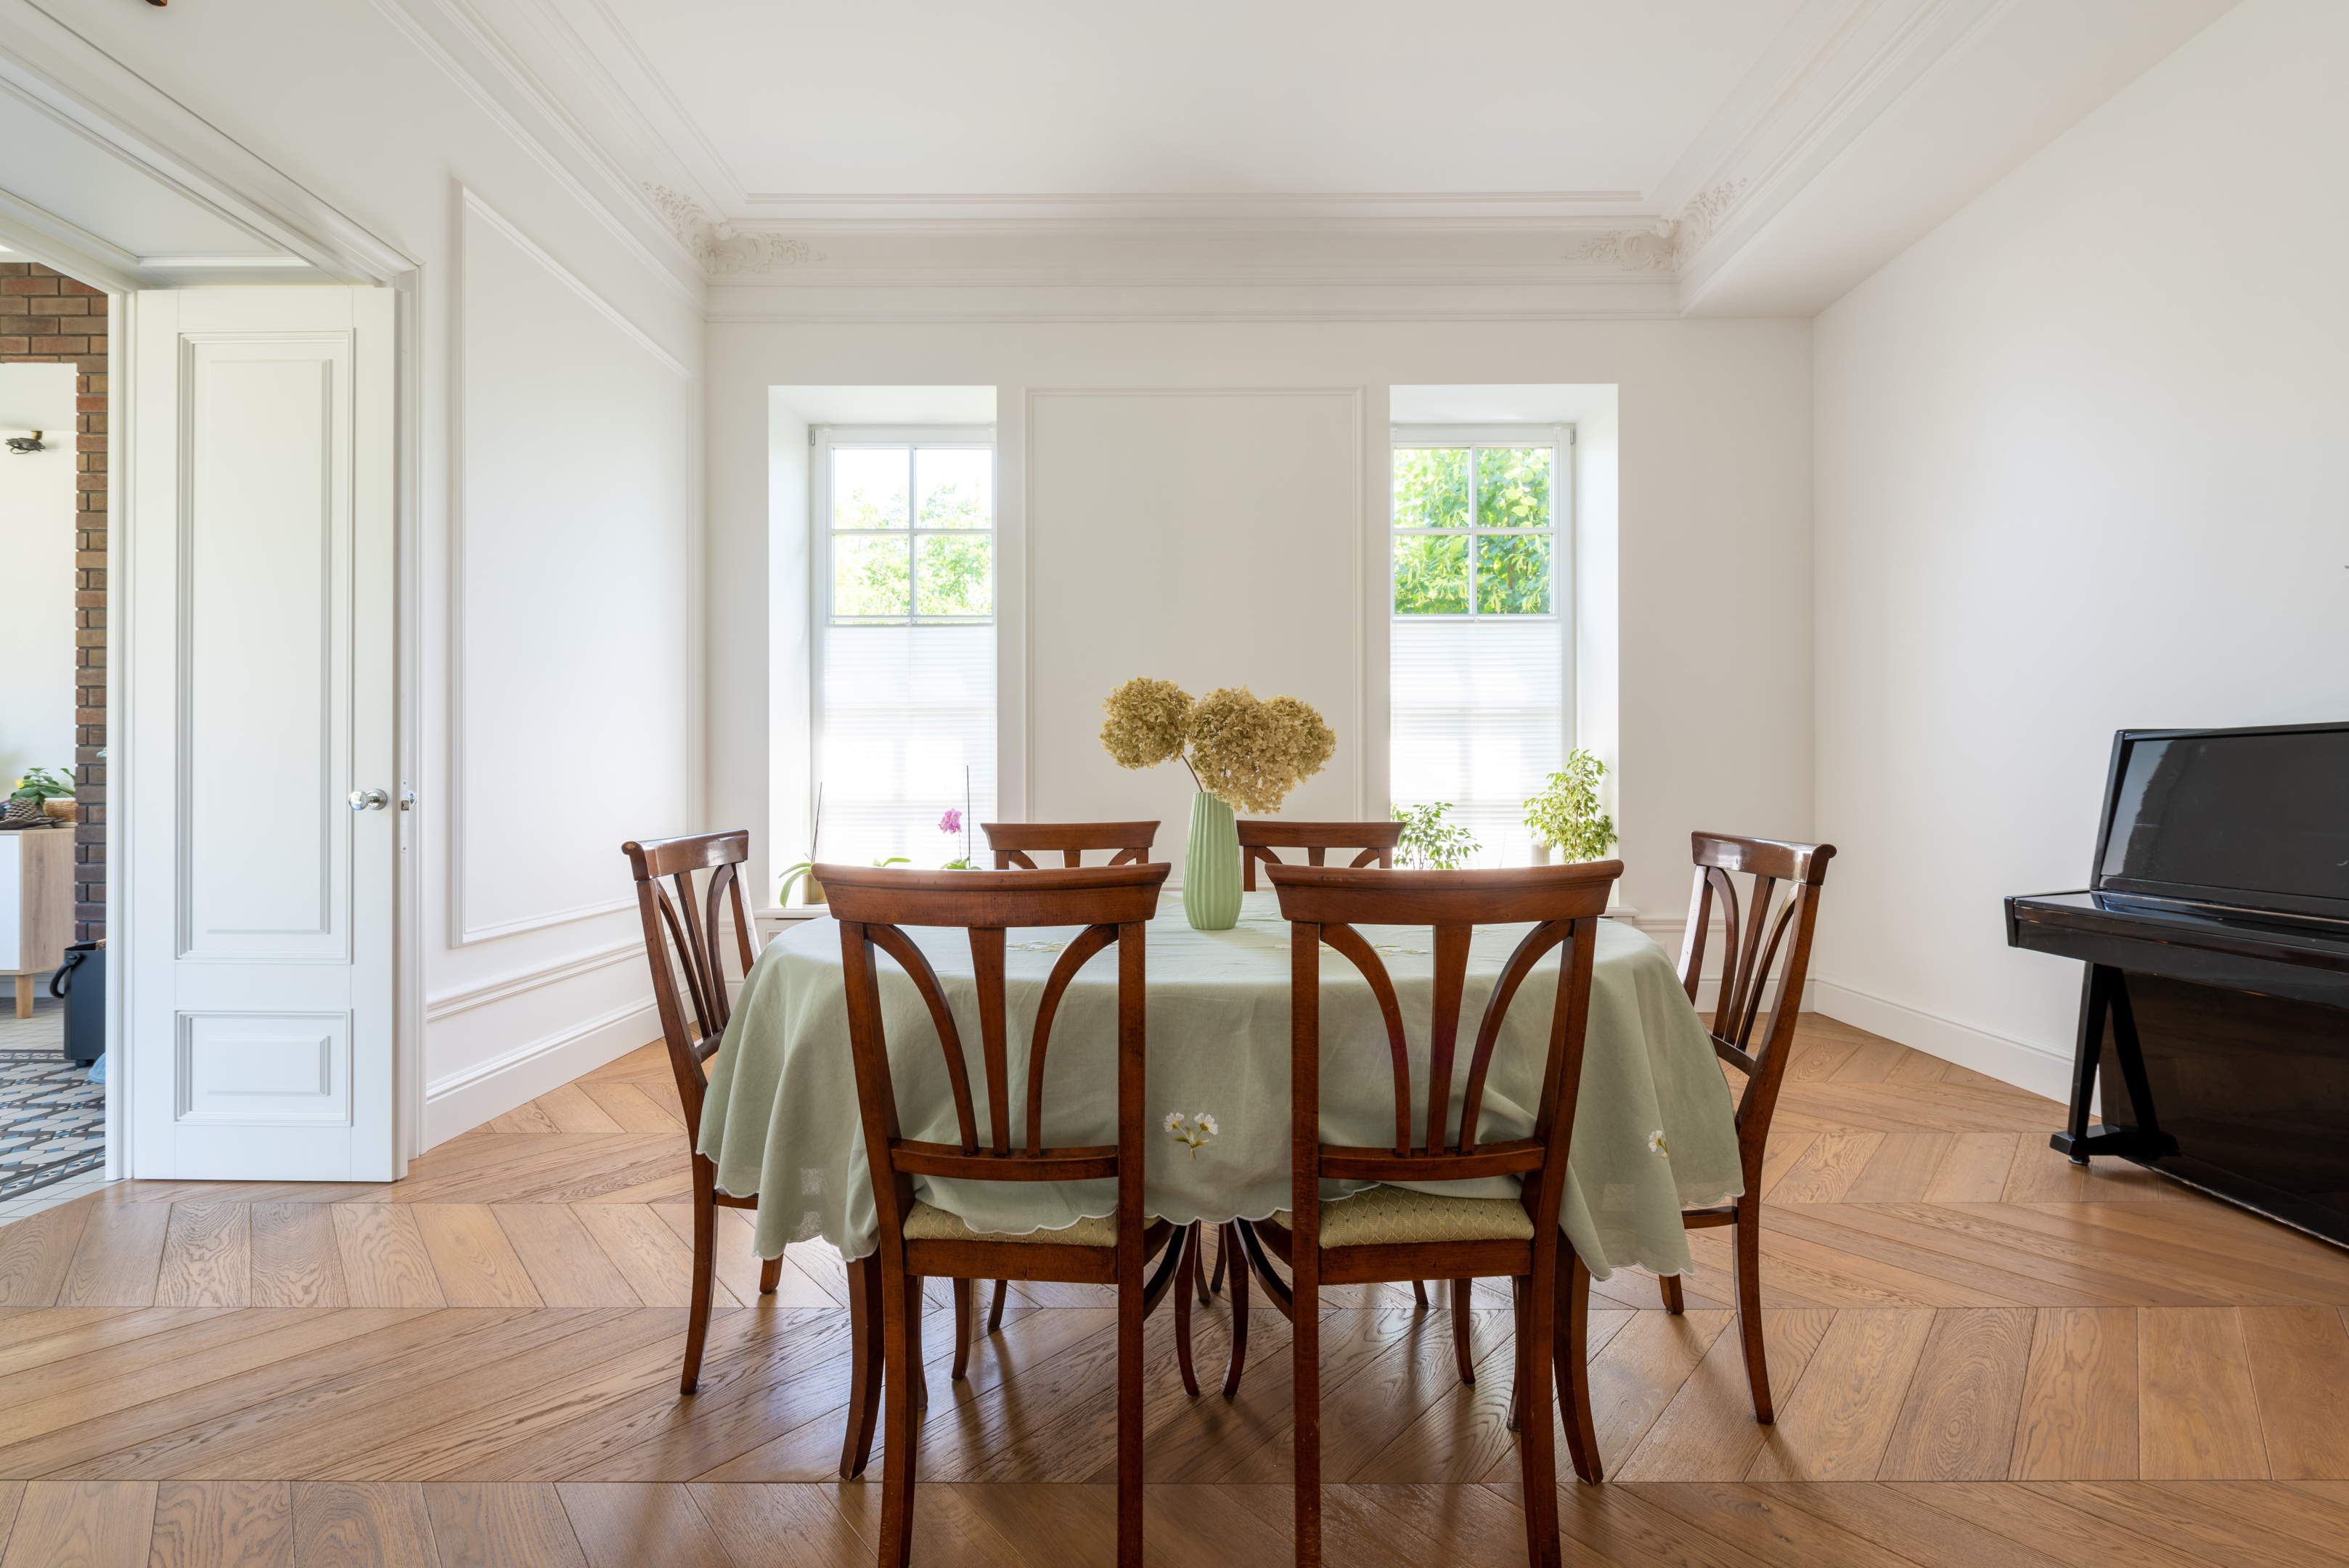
left=129, top=287, right=395, bottom=1180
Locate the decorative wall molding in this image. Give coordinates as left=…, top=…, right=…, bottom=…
left=645, top=184, right=825, bottom=276
left=1561, top=226, right=1680, bottom=274
left=449, top=188, right=693, bottom=946
left=423, top=937, right=641, bottom=1023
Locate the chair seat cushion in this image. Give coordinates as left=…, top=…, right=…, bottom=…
left=902, top=1201, right=1116, bottom=1247
left=1275, top=1185, right=1535, bottom=1247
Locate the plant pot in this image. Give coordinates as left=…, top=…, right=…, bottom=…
left=1529, top=842, right=1552, bottom=866
left=793, top=873, right=825, bottom=906
left=40, top=798, right=74, bottom=825
left=1182, top=792, right=1242, bottom=931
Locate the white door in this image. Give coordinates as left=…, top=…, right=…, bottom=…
left=126, top=287, right=397, bottom=1180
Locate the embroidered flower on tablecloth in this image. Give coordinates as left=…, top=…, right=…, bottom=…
left=1647, top=1130, right=1671, bottom=1158
left=1167, top=1112, right=1219, bottom=1160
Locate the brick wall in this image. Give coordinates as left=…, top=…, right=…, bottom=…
left=1, top=261, right=106, bottom=944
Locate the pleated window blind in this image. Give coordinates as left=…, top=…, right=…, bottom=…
left=1390, top=429, right=1569, bottom=866
left=814, top=429, right=997, bottom=869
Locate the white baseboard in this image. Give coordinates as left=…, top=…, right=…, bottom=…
left=422, top=998, right=660, bottom=1148
left=1807, top=978, right=2073, bottom=1105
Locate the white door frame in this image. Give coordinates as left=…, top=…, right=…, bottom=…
left=0, top=204, right=424, bottom=1182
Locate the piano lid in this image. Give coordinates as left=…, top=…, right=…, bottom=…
left=2091, top=721, right=2349, bottom=926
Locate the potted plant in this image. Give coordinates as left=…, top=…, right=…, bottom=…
left=1099, top=677, right=1334, bottom=931
left=1392, top=801, right=1480, bottom=869
left=780, top=785, right=825, bottom=905
left=10, top=767, right=74, bottom=824
left=1521, top=750, right=1618, bottom=865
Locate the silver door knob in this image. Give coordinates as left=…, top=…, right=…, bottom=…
left=348, top=788, right=390, bottom=812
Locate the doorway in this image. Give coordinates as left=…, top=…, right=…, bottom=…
left=0, top=254, right=107, bottom=1220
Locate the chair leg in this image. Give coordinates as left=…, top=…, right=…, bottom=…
left=1517, top=1261, right=1563, bottom=1567
left=1450, top=1278, right=1476, bottom=1384
left=1209, top=1227, right=1227, bottom=1296
left=1732, top=1199, right=1775, bottom=1424
left=682, top=1159, right=718, bottom=1395
left=1293, top=1256, right=1322, bottom=1568
left=952, top=1276, right=975, bottom=1382
left=987, top=1278, right=1008, bottom=1334
left=1412, top=1278, right=1429, bottom=1310
left=759, top=1253, right=785, bottom=1295
left=841, top=1252, right=883, bottom=1479
left=1555, top=1248, right=1604, bottom=1484
left=1506, top=1274, right=1527, bottom=1432
left=1118, top=1232, right=1147, bottom=1567
left=1221, top=1222, right=1250, bottom=1399
left=879, top=1262, right=923, bottom=1568
left=1659, top=1271, right=1685, bottom=1314
left=1191, top=1222, right=1212, bottom=1306
left=1173, top=1225, right=1201, bottom=1397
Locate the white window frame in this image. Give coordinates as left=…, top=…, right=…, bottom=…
left=1388, top=422, right=1577, bottom=861
left=814, top=424, right=999, bottom=629
left=1389, top=424, right=1571, bottom=624
left=808, top=423, right=999, bottom=865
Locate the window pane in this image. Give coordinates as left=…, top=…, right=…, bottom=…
left=833, top=447, right=909, bottom=528
left=1394, top=533, right=1469, bottom=614
left=1393, top=447, right=1470, bottom=528
left=821, top=623, right=996, bottom=868
left=917, top=448, right=992, bottom=528
left=1476, top=534, right=1552, bottom=615
left=1477, top=446, right=1551, bottom=530
left=916, top=534, right=992, bottom=616
left=834, top=534, right=910, bottom=618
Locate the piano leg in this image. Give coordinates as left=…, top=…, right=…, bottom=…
left=2051, top=964, right=2178, bottom=1164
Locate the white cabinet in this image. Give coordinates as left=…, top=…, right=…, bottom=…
left=0, top=828, right=75, bottom=1019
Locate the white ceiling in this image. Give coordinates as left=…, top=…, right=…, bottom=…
left=586, top=0, right=1801, bottom=203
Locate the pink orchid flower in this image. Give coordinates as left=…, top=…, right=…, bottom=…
left=939, top=808, right=963, bottom=836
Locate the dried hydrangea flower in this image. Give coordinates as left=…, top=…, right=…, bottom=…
left=1100, top=677, right=1196, bottom=771
left=1188, top=685, right=1333, bottom=814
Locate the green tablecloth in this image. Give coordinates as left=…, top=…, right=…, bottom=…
left=698, top=890, right=1741, bottom=1281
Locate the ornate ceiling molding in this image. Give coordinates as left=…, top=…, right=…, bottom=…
left=644, top=184, right=825, bottom=275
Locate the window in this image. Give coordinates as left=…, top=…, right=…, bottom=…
left=1389, top=427, right=1569, bottom=865
left=815, top=428, right=997, bottom=867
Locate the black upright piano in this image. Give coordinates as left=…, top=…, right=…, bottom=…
left=2006, top=721, right=2349, bottom=1247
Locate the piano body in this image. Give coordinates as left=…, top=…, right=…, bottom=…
left=2007, top=721, right=2349, bottom=1247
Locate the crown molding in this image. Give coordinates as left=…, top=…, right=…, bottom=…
left=0, top=1, right=414, bottom=282
left=366, top=0, right=704, bottom=303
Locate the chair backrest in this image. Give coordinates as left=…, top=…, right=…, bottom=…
left=1238, top=819, right=1404, bottom=890
left=622, top=830, right=760, bottom=1143
left=1267, top=861, right=1622, bottom=1241
left=983, top=820, right=1159, bottom=870
left=1676, top=833, right=1836, bottom=1180
left=820, top=861, right=1170, bottom=1251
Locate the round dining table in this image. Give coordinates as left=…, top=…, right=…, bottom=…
left=698, top=889, right=1744, bottom=1283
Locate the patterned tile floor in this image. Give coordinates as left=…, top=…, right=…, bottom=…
left=0, top=988, right=105, bottom=1206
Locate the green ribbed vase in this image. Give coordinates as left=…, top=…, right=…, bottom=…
left=1182, top=791, right=1242, bottom=931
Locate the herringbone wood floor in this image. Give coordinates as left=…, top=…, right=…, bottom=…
left=2, top=1015, right=2348, bottom=1565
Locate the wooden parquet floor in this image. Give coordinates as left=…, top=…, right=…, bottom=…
left=3, top=1015, right=2349, bottom=1564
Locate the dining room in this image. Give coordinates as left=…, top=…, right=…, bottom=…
left=1, top=0, right=2348, bottom=1562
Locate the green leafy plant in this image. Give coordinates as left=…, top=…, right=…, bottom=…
left=1523, top=750, right=1618, bottom=862
left=9, top=768, right=72, bottom=802
left=870, top=857, right=911, bottom=869
left=1392, top=801, right=1480, bottom=870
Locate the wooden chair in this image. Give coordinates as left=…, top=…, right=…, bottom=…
left=1656, top=832, right=1837, bottom=1424
left=825, top=861, right=1181, bottom=1568
left=1246, top=860, right=1622, bottom=1567
left=1237, top=818, right=1402, bottom=890
left=984, top=820, right=1159, bottom=868
left=621, top=831, right=788, bottom=1395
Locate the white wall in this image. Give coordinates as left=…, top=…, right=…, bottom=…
left=37, top=0, right=709, bottom=1147
left=0, top=364, right=78, bottom=790
left=1811, top=0, right=2349, bottom=1098
left=708, top=317, right=1813, bottom=929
